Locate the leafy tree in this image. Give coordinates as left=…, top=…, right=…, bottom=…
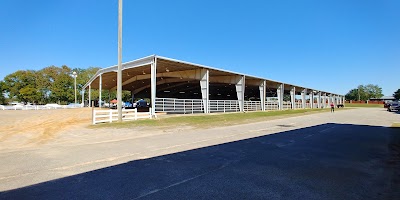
left=3, top=70, right=37, bottom=103
left=19, top=86, right=40, bottom=103
left=283, top=94, right=291, bottom=101
left=393, top=89, right=400, bottom=100
left=345, top=89, right=358, bottom=101
left=0, top=81, right=6, bottom=104
left=2, top=65, right=133, bottom=105
left=345, top=84, right=383, bottom=101
left=364, top=84, right=383, bottom=99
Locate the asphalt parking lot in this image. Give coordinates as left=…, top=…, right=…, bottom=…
left=1, top=108, right=400, bottom=199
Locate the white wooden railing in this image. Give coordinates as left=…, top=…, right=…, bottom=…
left=244, top=101, right=261, bottom=112
left=155, top=98, right=204, bottom=114
left=92, top=108, right=151, bottom=124
left=295, top=101, right=302, bottom=109
left=265, top=101, right=279, bottom=110
left=209, top=100, right=240, bottom=113
left=282, top=102, right=291, bottom=110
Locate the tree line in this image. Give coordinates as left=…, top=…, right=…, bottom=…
left=0, top=66, right=99, bottom=105
left=345, top=84, right=400, bottom=101
left=0, top=65, right=136, bottom=105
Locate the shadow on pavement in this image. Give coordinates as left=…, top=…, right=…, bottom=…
left=1, top=123, right=400, bottom=200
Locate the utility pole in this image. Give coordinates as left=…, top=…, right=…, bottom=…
left=72, top=71, right=77, bottom=105
left=117, top=0, right=123, bottom=122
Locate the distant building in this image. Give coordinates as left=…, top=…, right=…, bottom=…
left=369, top=96, right=395, bottom=102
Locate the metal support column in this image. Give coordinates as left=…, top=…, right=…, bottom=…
left=317, top=92, right=321, bottom=108
left=81, top=90, right=85, bottom=105
left=328, top=94, right=332, bottom=106
left=301, top=89, right=307, bottom=109
left=236, top=76, right=245, bottom=112
left=200, top=69, right=209, bottom=113
left=310, top=91, right=314, bottom=109
left=336, top=95, right=339, bottom=105
left=277, top=84, right=284, bottom=110
left=323, top=93, right=327, bottom=108
left=259, top=80, right=266, bottom=111
left=99, top=74, right=102, bottom=108
left=150, top=57, right=157, bottom=117
left=290, top=87, right=296, bottom=109
left=88, top=85, right=91, bottom=107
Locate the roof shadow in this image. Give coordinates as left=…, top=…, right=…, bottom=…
left=1, top=123, right=400, bottom=200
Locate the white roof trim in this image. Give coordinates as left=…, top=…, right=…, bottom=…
left=83, top=54, right=341, bottom=95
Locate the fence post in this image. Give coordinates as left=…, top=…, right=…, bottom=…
left=135, top=108, right=137, bottom=120
left=92, top=109, right=96, bottom=124
left=109, top=110, right=112, bottom=123
left=223, top=101, right=226, bottom=113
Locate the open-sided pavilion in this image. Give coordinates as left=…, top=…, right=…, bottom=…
left=83, top=55, right=344, bottom=117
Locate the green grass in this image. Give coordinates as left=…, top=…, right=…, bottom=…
left=92, top=108, right=337, bottom=129
left=344, top=103, right=384, bottom=108
left=392, top=123, right=400, bottom=128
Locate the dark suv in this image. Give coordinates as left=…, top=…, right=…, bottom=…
left=387, top=101, right=399, bottom=112
left=135, top=99, right=150, bottom=112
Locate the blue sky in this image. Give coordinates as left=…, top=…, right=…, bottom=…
left=0, top=0, right=399, bottom=96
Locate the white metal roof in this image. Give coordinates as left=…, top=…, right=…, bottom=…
left=83, top=55, right=342, bottom=96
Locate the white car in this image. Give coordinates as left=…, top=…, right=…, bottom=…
left=0, top=105, right=4, bottom=110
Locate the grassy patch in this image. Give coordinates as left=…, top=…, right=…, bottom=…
left=344, top=103, right=384, bottom=108
left=392, top=123, right=400, bottom=128
left=92, top=108, right=337, bottom=129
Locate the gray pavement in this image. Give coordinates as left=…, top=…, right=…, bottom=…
left=0, top=108, right=400, bottom=199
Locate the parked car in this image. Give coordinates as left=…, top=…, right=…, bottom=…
left=124, top=102, right=133, bottom=108
left=135, top=99, right=148, bottom=108
left=387, top=101, right=399, bottom=112
left=135, top=99, right=150, bottom=112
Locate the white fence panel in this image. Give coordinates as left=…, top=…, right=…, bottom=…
left=209, top=100, right=240, bottom=113
left=244, top=101, right=261, bottom=112
left=93, top=108, right=151, bottom=124
left=296, top=101, right=302, bottom=109
left=155, top=98, right=204, bottom=114
left=265, top=101, right=278, bottom=110
left=282, top=102, right=291, bottom=110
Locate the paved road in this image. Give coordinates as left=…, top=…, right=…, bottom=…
left=1, top=108, right=400, bottom=199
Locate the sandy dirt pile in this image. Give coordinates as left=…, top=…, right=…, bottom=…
left=0, top=108, right=92, bottom=148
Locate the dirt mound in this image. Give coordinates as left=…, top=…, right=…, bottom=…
left=0, top=108, right=92, bottom=146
